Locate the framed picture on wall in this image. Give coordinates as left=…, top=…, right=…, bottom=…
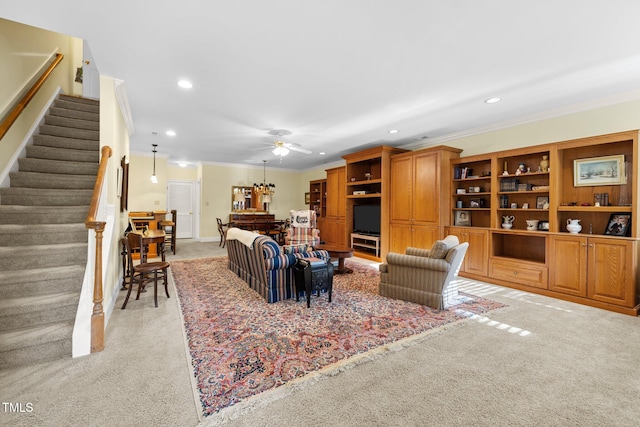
left=305, top=192, right=310, bottom=204
left=454, top=210, right=471, bottom=226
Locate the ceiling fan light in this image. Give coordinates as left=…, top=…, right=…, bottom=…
left=272, top=147, right=281, bottom=156
left=280, top=147, right=290, bottom=156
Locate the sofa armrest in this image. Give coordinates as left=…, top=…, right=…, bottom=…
left=386, top=252, right=449, bottom=272
left=405, top=247, right=431, bottom=258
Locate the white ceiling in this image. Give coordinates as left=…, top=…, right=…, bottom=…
left=3, top=1, right=640, bottom=170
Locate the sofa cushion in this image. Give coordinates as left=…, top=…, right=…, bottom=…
left=428, top=235, right=459, bottom=259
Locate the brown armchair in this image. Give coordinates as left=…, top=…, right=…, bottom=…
left=379, top=236, right=469, bottom=310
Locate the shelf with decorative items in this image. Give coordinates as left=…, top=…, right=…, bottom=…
left=495, top=147, right=553, bottom=231
left=451, top=155, right=492, bottom=228
left=556, top=131, right=636, bottom=237
left=449, top=130, right=640, bottom=315
left=309, top=179, right=326, bottom=218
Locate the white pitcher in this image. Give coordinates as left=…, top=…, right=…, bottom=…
left=566, top=219, right=582, bottom=234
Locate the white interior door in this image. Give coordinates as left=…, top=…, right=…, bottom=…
left=82, top=41, right=100, bottom=100
left=168, top=181, right=195, bottom=239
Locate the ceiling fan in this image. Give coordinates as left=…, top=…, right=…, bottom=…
left=252, top=129, right=312, bottom=157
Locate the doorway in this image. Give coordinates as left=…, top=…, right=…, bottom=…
left=167, top=180, right=195, bottom=239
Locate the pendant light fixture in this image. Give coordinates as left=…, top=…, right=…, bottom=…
left=150, top=144, right=158, bottom=184
left=253, top=160, right=275, bottom=196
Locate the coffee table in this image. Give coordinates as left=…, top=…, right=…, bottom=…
left=315, top=244, right=354, bottom=274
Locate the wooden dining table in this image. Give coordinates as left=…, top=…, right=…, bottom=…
left=134, top=229, right=166, bottom=262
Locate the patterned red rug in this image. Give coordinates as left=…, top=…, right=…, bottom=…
left=171, top=257, right=505, bottom=417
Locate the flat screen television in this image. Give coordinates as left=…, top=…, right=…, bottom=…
left=353, top=204, right=381, bottom=236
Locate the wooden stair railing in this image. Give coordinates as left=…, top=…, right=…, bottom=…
left=0, top=53, right=64, bottom=141
left=85, top=146, right=112, bottom=353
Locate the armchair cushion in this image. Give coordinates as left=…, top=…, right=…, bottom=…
left=428, top=235, right=460, bottom=259
left=290, top=210, right=312, bottom=228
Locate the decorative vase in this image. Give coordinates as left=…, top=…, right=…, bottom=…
left=566, top=219, right=582, bottom=234
left=540, top=155, right=549, bottom=172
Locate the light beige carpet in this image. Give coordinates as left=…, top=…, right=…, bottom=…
left=2, top=239, right=640, bottom=426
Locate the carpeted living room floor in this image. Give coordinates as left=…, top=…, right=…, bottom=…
left=2, top=239, right=640, bottom=426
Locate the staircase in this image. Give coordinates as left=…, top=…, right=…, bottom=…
left=0, top=94, right=99, bottom=369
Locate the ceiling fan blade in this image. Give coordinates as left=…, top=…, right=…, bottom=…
left=250, top=146, right=273, bottom=151
left=288, top=145, right=312, bottom=155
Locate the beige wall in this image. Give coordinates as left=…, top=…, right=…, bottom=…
left=127, top=157, right=335, bottom=240
left=127, top=154, right=169, bottom=212
left=424, top=98, right=640, bottom=157
left=0, top=18, right=82, bottom=177
left=99, top=75, right=131, bottom=313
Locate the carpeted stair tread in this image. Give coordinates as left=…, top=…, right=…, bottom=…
left=0, top=205, right=87, bottom=224
left=39, top=124, right=98, bottom=141
left=0, top=265, right=85, bottom=298
left=45, top=114, right=99, bottom=131
left=0, top=93, right=99, bottom=368
left=0, top=291, right=79, bottom=317
left=0, top=322, right=73, bottom=369
left=0, top=187, right=93, bottom=206
left=33, top=134, right=99, bottom=151
left=49, top=106, right=99, bottom=123
left=0, top=223, right=87, bottom=246
left=26, top=145, right=99, bottom=163
left=17, top=157, right=98, bottom=175
left=9, top=171, right=96, bottom=190
left=0, top=243, right=87, bottom=270
left=54, top=98, right=99, bottom=115
left=57, top=94, right=99, bottom=108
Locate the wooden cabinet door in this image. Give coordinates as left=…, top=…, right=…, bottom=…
left=336, top=167, right=346, bottom=218
left=413, top=152, right=439, bottom=224
left=549, top=235, right=588, bottom=297
left=445, top=227, right=487, bottom=276
left=326, top=168, right=340, bottom=218
left=390, top=156, right=413, bottom=223
left=464, top=228, right=488, bottom=277
left=412, top=224, right=440, bottom=250
left=389, top=223, right=412, bottom=254
left=587, top=238, right=635, bottom=307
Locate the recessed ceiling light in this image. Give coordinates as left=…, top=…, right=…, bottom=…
left=178, top=80, right=192, bottom=89
left=389, top=129, right=399, bottom=134
left=166, top=130, right=176, bottom=136
left=319, top=152, right=326, bottom=155
left=178, top=162, right=188, bottom=167
left=484, top=97, right=502, bottom=104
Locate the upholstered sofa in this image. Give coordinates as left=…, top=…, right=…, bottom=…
left=379, top=235, right=469, bottom=310
left=226, top=227, right=330, bottom=303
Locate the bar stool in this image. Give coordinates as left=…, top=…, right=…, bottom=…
left=159, top=209, right=177, bottom=255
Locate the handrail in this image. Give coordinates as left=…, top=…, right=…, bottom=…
left=85, top=145, right=112, bottom=353
left=0, top=53, right=64, bottom=141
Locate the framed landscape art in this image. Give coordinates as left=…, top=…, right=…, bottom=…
left=574, top=155, right=626, bottom=187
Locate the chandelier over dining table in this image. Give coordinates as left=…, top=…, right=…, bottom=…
left=254, top=160, right=275, bottom=196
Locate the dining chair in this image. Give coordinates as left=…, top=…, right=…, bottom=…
left=121, top=232, right=171, bottom=309
left=216, top=218, right=230, bottom=247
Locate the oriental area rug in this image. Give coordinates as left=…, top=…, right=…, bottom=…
left=171, top=257, right=505, bottom=418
